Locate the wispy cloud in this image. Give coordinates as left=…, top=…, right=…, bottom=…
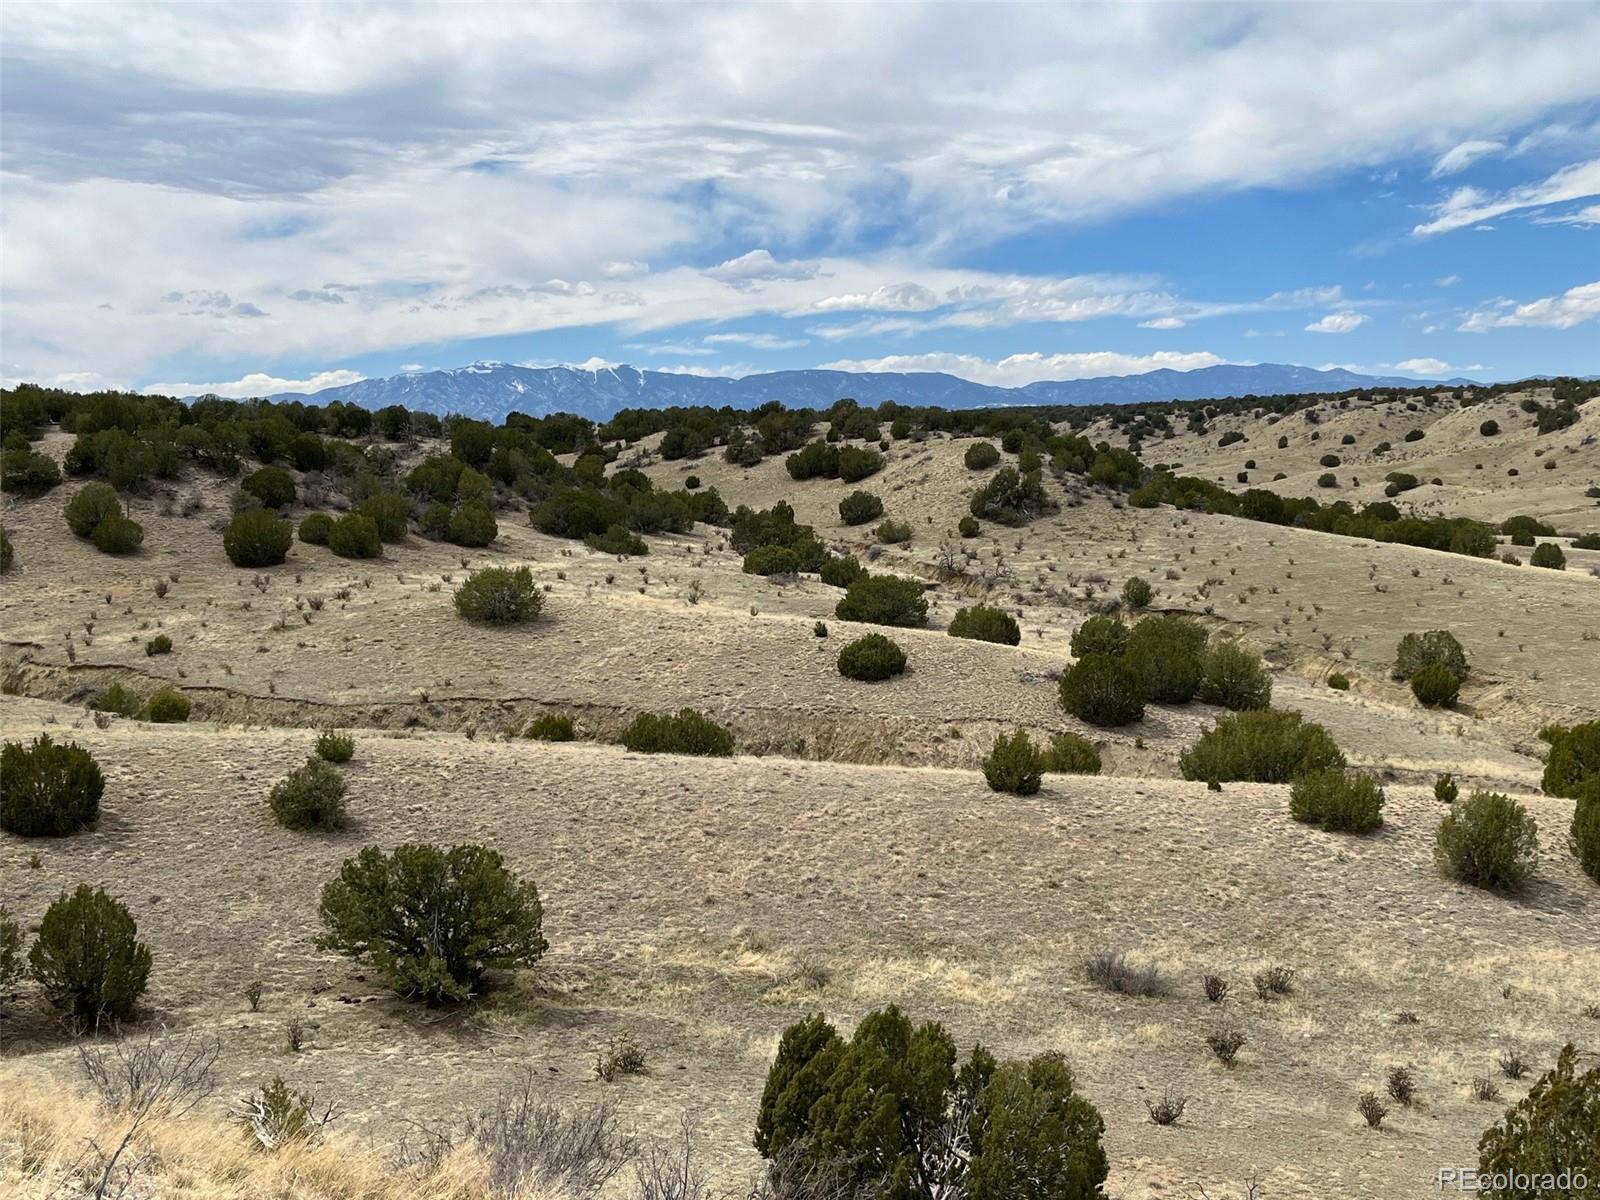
left=1430, top=139, right=1504, bottom=177
left=1413, top=158, right=1600, bottom=236
left=817, top=349, right=1230, bottom=388
left=1305, top=312, right=1368, bottom=334
left=141, top=369, right=365, bottom=398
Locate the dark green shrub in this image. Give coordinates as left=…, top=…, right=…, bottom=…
left=621, top=709, right=734, bottom=756
left=315, top=729, right=355, bottom=763
left=223, top=509, right=292, bottom=567
left=743, top=544, right=808, bottom=576
left=1570, top=778, right=1600, bottom=884
left=327, top=514, right=382, bottom=559
left=1574, top=533, right=1600, bottom=550
left=837, top=446, right=884, bottom=483
left=0, top=907, right=20, bottom=996
left=1411, top=663, right=1462, bottom=708
left=1, top=447, right=62, bottom=496
left=819, top=554, right=867, bottom=588
left=298, top=512, right=333, bottom=545
left=1435, top=791, right=1538, bottom=892
left=1328, top=672, right=1351, bottom=690
left=1042, top=732, right=1101, bottom=775
left=28, top=885, right=151, bottom=1021
left=0, top=735, right=104, bottom=836
left=144, top=634, right=172, bottom=656
left=1320, top=454, right=1341, bottom=468
left=242, top=466, right=296, bottom=510
left=1218, top=430, right=1246, bottom=448
left=837, top=633, right=907, bottom=682
left=785, top=440, right=839, bottom=480
left=1542, top=721, right=1600, bottom=798
left=269, top=757, right=349, bottom=830
left=355, top=493, right=409, bottom=542
left=1479, top=419, right=1499, bottom=436
left=814, top=621, right=828, bottom=638
left=835, top=575, right=928, bottom=627
left=525, top=713, right=576, bottom=741
left=1289, top=770, right=1385, bottom=833
left=143, top=686, right=190, bottom=723
left=64, top=482, right=123, bottom=537
left=875, top=518, right=912, bottom=544
left=1070, top=616, right=1129, bottom=659
left=1198, top=643, right=1272, bottom=710
left=684, top=475, right=700, bottom=490
left=969, top=466, right=1050, bottom=526
left=948, top=605, right=1021, bottom=646
left=90, top=515, right=144, bottom=555
left=958, top=515, right=980, bottom=538
left=1180, top=710, right=1346, bottom=783
left=1059, top=654, right=1144, bottom=726
left=1435, top=773, right=1460, bottom=804
left=1404, top=428, right=1424, bottom=442
left=1393, top=630, right=1469, bottom=682
left=447, top=501, right=498, bottom=548
left=1531, top=543, right=1566, bottom=570
left=838, top=491, right=883, bottom=526
left=454, top=566, right=541, bottom=625
left=964, top=441, right=1001, bottom=469
left=1121, top=577, right=1153, bottom=609
left=0, top=527, right=12, bottom=573
left=91, top=682, right=141, bottom=717
left=1317, top=472, right=1338, bottom=489
left=1125, top=614, right=1208, bottom=704
left=983, top=730, right=1043, bottom=795
left=318, top=843, right=547, bottom=1003
left=584, top=523, right=648, bottom=555
left=1477, top=1043, right=1600, bottom=1193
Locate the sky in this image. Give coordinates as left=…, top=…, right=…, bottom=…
left=2, top=1, right=1598, bottom=399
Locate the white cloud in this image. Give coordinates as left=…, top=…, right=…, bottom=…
left=817, top=349, right=1229, bottom=388
left=142, top=369, right=365, bottom=398
left=1430, top=139, right=1504, bottom=176
left=812, top=283, right=941, bottom=312
left=702, top=332, right=808, bottom=350
left=1534, top=202, right=1600, bottom=227
left=1413, top=158, right=1600, bottom=236
left=1434, top=275, right=1460, bottom=287
left=601, top=260, right=649, bottom=277
left=1392, top=358, right=1468, bottom=376
left=1459, top=280, right=1600, bottom=331
left=1305, top=312, right=1368, bottom=334
left=704, top=250, right=822, bottom=290
left=1139, top=316, right=1187, bottom=329
left=400, top=362, right=425, bottom=372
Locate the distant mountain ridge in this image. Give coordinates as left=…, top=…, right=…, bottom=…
left=261, top=361, right=1479, bottom=423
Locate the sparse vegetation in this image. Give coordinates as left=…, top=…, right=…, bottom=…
left=269, top=757, right=350, bottom=830
left=837, top=633, right=907, bottom=682
left=983, top=729, right=1044, bottom=795
left=1435, top=790, right=1539, bottom=892
left=28, top=885, right=151, bottom=1022
left=1, top=734, right=104, bottom=836
left=621, top=709, right=735, bottom=756
left=835, top=573, right=928, bottom=627
left=315, top=729, right=355, bottom=763
left=1289, top=770, right=1385, bottom=833
left=1042, top=731, right=1101, bottom=775
left=1180, top=709, right=1345, bottom=783
left=948, top=604, right=1021, bottom=645
left=454, top=566, right=541, bottom=624
left=526, top=713, right=577, bottom=741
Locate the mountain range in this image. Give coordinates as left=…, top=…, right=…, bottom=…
left=261, top=361, right=1479, bottom=423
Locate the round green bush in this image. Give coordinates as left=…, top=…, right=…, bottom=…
left=835, top=575, right=928, bottom=627
left=1317, top=473, right=1338, bottom=488
left=317, top=843, right=547, bottom=1003
left=1319, top=454, right=1341, bottom=468
left=1434, top=773, right=1460, bottom=804
left=298, top=512, right=333, bottom=545
left=1531, top=542, right=1566, bottom=570
left=269, top=757, right=349, bottom=830
left=1197, top=643, right=1272, bottom=711
left=315, top=729, right=355, bottom=763
left=144, top=634, right=172, bottom=656
left=1327, top=672, right=1351, bottom=690
left=1392, top=630, right=1468, bottom=682
left=743, top=544, right=806, bottom=577
left=875, top=518, right=912, bottom=544
left=1121, top=577, right=1153, bottom=609
left=1435, top=790, right=1538, bottom=892
left=28, top=885, right=151, bottom=1021
left=91, top=682, right=142, bottom=717
left=525, top=713, right=576, bottom=741
left=837, top=633, right=907, bottom=682
left=356, top=493, right=410, bottom=542
left=223, top=509, right=293, bottom=567
left=0, top=734, right=103, bottom=836
left=448, top=500, right=498, bottom=548
left=241, top=466, right=296, bottom=510
left=819, top=554, right=867, bottom=588
left=454, top=566, right=541, bottom=625
left=1042, top=732, right=1101, bottom=775
left=948, top=605, right=1021, bottom=646
left=1289, top=770, right=1385, bottom=833
left=1479, top=419, right=1499, bottom=436
left=64, top=482, right=123, bottom=537
left=1411, top=663, right=1461, bottom=708
left=1, top=447, right=62, bottom=496
left=958, top=515, right=981, bottom=538
left=1179, top=709, right=1345, bottom=783
left=328, top=514, right=382, bottom=559
left=684, top=475, right=700, bottom=490
left=143, top=686, right=190, bottom=723
left=1125, top=614, right=1208, bottom=704
left=964, top=441, right=1001, bottom=470
left=838, top=490, right=884, bottom=526
left=86, top=514, right=142, bottom=557
left=1059, top=654, right=1145, bottom=727
left=621, top=709, right=735, bottom=756
left=0, top=908, right=20, bottom=995
left=983, top=730, right=1043, bottom=795
left=1070, top=616, right=1129, bottom=659
left=1542, top=720, right=1600, bottom=798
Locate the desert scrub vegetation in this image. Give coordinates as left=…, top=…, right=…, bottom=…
left=755, top=1006, right=1107, bottom=1199
left=1571, top=778, right=1600, bottom=884
left=983, top=729, right=1044, bottom=795
left=1531, top=542, right=1567, bottom=570
left=1411, top=662, right=1462, bottom=708
left=241, top=465, right=296, bottom=510
left=1126, top=614, right=1208, bottom=704
left=0, top=526, right=12, bottom=573
left=0, top=907, right=21, bottom=997
left=1476, top=1044, right=1600, bottom=1189
left=454, top=565, right=541, bottom=625
left=314, top=729, right=355, bottom=763
left=963, top=440, right=1002, bottom=469
left=621, top=709, right=734, bottom=756
left=1435, top=791, right=1539, bottom=892
left=223, top=508, right=293, bottom=567
left=1392, top=629, right=1469, bottom=683
left=1121, top=576, right=1153, bottom=608
left=269, top=758, right=350, bottom=831
left=1084, top=948, right=1168, bottom=997
left=29, top=884, right=151, bottom=1022
left=1180, top=709, right=1346, bottom=783
left=837, top=489, right=883, bottom=526
left=1196, top=642, right=1273, bottom=711
left=837, top=633, right=907, bottom=682
left=948, top=604, right=1021, bottom=645
left=835, top=573, right=929, bottom=627
left=91, top=681, right=142, bottom=717
left=327, top=513, right=383, bottom=559
left=1, top=734, right=104, bottom=836
left=317, top=843, right=548, bottom=1003
left=874, top=517, right=913, bottom=544
left=1541, top=720, right=1600, bottom=798
left=525, top=713, right=576, bottom=741
left=958, top=514, right=981, bottom=537
left=969, top=465, right=1053, bottom=526
left=297, top=511, right=333, bottom=545
left=819, top=552, right=867, bottom=588
left=1289, top=770, right=1385, bottom=833
left=1042, top=731, right=1101, bottom=775
left=1059, top=654, right=1145, bottom=727
left=584, top=523, right=647, bottom=555
left=1070, top=616, right=1129, bottom=659
left=143, top=685, right=191, bottom=723
left=144, top=633, right=172, bottom=656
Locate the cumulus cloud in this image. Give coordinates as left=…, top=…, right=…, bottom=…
left=817, top=349, right=1229, bottom=388
left=1305, top=312, right=1368, bottom=334
left=1413, top=158, right=1600, bottom=236
left=1459, top=280, right=1600, bottom=331
left=1139, top=316, right=1187, bottom=329
left=704, top=250, right=822, bottom=290
left=142, top=369, right=365, bottom=397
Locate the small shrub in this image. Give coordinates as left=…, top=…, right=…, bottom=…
left=298, top=512, right=333, bottom=545
left=958, top=515, right=980, bottom=537
left=948, top=605, right=1021, bottom=646
left=1042, top=732, right=1101, bottom=775
left=1498, top=1051, right=1529, bottom=1081
left=454, top=566, right=541, bottom=624
left=1386, top=1066, right=1416, bottom=1107
left=0, top=527, right=11, bottom=574
left=818, top=554, right=866, bottom=588
left=813, top=621, right=828, bottom=638
left=356, top=493, right=409, bottom=541
left=1434, top=773, right=1459, bottom=804
left=1181, top=710, right=1345, bottom=783
left=621, top=709, right=734, bottom=756
left=145, top=634, right=172, bottom=656
left=1070, top=616, right=1128, bottom=659
left=91, top=682, right=141, bottom=717
left=1435, top=790, right=1539, bottom=892
left=1411, top=663, right=1461, bottom=708
left=1392, top=630, right=1469, bottom=682
left=1058, top=654, right=1144, bottom=727
left=874, top=518, right=912, bottom=544
left=1327, top=672, right=1351, bottom=690
left=1121, top=577, right=1153, bottom=609
left=242, top=466, right=296, bottom=510
left=1084, top=949, right=1167, bottom=997
left=1126, top=614, right=1208, bottom=704
left=1571, top=778, right=1600, bottom=883
left=224, top=509, right=293, bottom=567
left=983, top=730, right=1043, bottom=795
left=838, top=490, right=883, bottom=526
left=327, top=514, right=382, bottom=559
left=1542, top=720, right=1600, bottom=798
left=28, top=885, right=151, bottom=1022
left=837, top=634, right=907, bottom=682
left=1, top=447, right=62, bottom=496
left=1289, top=770, right=1385, bottom=833
left=0, top=735, right=104, bottom=836
left=64, top=483, right=123, bottom=537
left=1471, top=1077, right=1501, bottom=1102
left=314, top=729, right=355, bottom=763
left=91, top=515, right=145, bottom=555
left=835, top=574, right=928, bottom=627
left=526, top=713, right=576, bottom=741
left=585, top=523, right=648, bottom=555
left=1197, top=643, right=1272, bottom=711
left=964, top=441, right=1001, bottom=470
left=1253, top=965, right=1295, bottom=999
left=1317, top=473, right=1338, bottom=488
left=143, top=686, right=190, bottom=723
left=1531, top=542, right=1567, bottom=570
left=1357, top=1091, right=1388, bottom=1129
left=0, top=908, right=22, bottom=996
left=1144, top=1088, right=1186, bottom=1126
left=448, top=501, right=498, bottom=548
left=318, top=843, right=548, bottom=1003
left=269, top=758, right=349, bottom=831
left=1479, top=419, right=1499, bottom=436
left=1206, top=1025, right=1245, bottom=1068
left=1477, top=1044, right=1600, bottom=1189
left=594, top=1035, right=648, bottom=1082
